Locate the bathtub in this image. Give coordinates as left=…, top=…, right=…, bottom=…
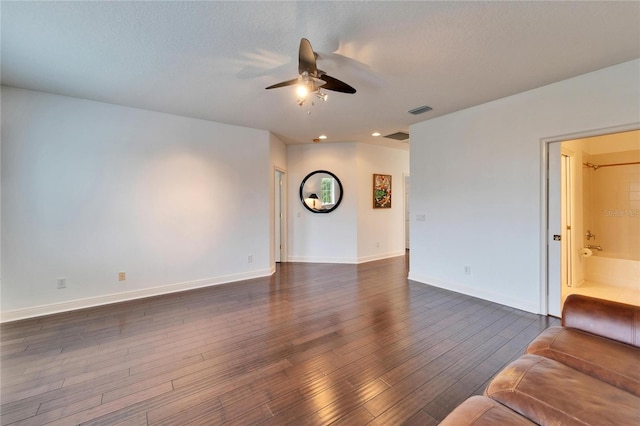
left=584, top=254, right=640, bottom=289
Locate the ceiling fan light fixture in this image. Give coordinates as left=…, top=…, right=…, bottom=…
left=372, top=132, right=381, bottom=137
left=297, top=72, right=314, bottom=104
left=318, top=134, right=327, bottom=140
left=316, top=90, right=328, bottom=101
left=296, top=84, right=309, bottom=99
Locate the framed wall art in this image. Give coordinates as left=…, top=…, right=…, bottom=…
left=373, top=173, right=392, bottom=208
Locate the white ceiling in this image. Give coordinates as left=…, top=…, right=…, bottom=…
left=2, top=1, right=639, bottom=150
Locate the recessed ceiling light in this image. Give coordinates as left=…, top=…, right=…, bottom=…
left=318, top=135, right=327, bottom=140
left=372, top=132, right=381, bottom=137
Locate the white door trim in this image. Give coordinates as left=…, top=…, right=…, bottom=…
left=274, top=167, right=287, bottom=263
left=403, top=173, right=410, bottom=250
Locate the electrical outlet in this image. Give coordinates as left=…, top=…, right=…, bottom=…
left=376, top=242, right=380, bottom=248
left=57, top=278, right=67, bottom=289
left=248, top=255, right=253, bottom=263
left=416, top=214, right=426, bottom=222
left=118, top=272, right=126, bottom=281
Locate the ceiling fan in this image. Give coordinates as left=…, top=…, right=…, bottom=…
left=266, top=38, right=356, bottom=106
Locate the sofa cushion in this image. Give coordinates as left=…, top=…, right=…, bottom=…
left=485, top=354, right=640, bottom=426
left=439, top=396, right=536, bottom=425
left=527, top=326, right=640, bottom=397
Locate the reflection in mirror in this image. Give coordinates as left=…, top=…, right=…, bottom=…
left=299, top=170, right=343, bottom=213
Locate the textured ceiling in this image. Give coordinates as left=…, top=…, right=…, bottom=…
left=2, top=1, right=639, bottom=150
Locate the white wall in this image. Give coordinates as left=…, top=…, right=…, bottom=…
left=409, top=59, right=640, bottom=314
left=356, top=143, right=409, bottom=262
left=1, top=87, right=272, bottom=321
left=286, top=142, right=409, bottom=263
left=287, top=143, right=359, bottom=263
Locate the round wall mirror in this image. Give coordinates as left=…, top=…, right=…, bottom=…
left=299, top=170, right=344, bottom=213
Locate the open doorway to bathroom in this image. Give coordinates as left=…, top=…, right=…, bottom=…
left=559, top=130, right=640, bottom=308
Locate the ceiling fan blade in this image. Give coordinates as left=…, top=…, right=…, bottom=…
left=265, top=77, right=299, bottom=90
left=298, top=38, right=317, bottom=76
left=319, top=74, right=356, bottom=94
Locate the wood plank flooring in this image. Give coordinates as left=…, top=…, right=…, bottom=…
left=1, top=255, right=559, bottom=425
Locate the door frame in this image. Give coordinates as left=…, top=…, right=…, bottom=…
left=403, top=173, right=410, bottom=250
left=274, top=168, right=287, bottom=263
left=539, top=122, right=639, bottom=315
left=560, top=149, right=574, bottom=291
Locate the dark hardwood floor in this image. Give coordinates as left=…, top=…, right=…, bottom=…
left=1, top=255, right=559, bottom=425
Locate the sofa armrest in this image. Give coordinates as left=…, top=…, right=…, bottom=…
left=562, top=294, right=640, bottom=347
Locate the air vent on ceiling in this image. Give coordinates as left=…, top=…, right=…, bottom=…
left=384, top=131, right=410, bottom=141
left=408, top=105, right=433, bottom=115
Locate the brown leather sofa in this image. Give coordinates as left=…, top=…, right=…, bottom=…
left=440, top=294, right=640, bottom=425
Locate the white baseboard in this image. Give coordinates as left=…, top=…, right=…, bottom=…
left=408, top=272, right=540, bottom=314
left=357, top=250, right=406, bottom=264
left=287, top=250, right=405, bottom=265
left=287, top=256, right=358, bottom=264
left=1, top=268, right=274, bottom=323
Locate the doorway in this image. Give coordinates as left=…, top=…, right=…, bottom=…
left=274, top=169, right=286, bottom=263
left=545, top=125, right=640, bottom=316
left=561, top=130, right=640, bottom=307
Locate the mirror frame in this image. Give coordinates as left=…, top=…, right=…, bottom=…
left=299, top=170, right=344, bottom=214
